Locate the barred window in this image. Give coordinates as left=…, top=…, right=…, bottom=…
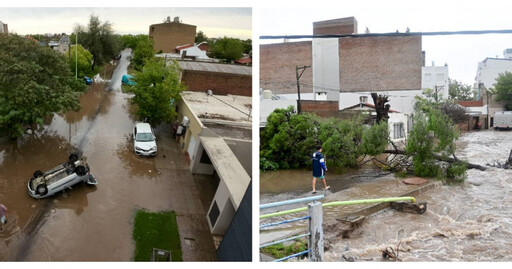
left=393, top=123, right=405, bottom=139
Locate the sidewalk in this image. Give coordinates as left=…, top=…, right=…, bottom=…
left=154, top=127, right=217, bottom=261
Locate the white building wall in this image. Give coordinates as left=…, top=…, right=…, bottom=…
left=422, top=65, right=449, bottom=99
left=312, top=38, right=340, bottom=101
left=476, top=58, right=512, bottom=96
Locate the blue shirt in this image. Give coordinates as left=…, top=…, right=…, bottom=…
left=312, top=151, right=327, bottom=177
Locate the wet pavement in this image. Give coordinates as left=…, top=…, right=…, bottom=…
left=0, top=49, right=217, bottom=261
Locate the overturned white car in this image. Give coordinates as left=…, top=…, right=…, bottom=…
left=27, top=153, right=97, bottom=199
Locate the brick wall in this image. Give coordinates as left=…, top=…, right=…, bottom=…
left=260, top=41, right=313, bottom=94
left=339, top=36, right=422, bottom=92
left=149, top=22, right=196, bottom=53
left=301, top=100, right=339, bottom=117
left=181, top=71, right=252, bottom=96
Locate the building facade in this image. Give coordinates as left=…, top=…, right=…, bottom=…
left=0, top=21, right=7, bottom=34
left=149, top=16, right=196, bottom=53
left=422, top=63, right=449, bottom=99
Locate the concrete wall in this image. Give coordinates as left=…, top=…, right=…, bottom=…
left=207, top=180, right=236, bottom=235
left=177, top=97, right=204, bottom=159
left=313, top=38, right=340, bottom=101
left=260, top=41, right=313, bottom=94
left=149, top=22, right=196, bottom=53
left=422, top=65, right=449, bottom=99
left=224, top=138, right=252, bottom=177
left=339, top=36, right=422, bottom=92
left=181, top=71, right=252, bottom=97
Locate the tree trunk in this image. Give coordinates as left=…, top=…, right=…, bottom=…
left=371, top=93, right=391, bottom=123
left=383, top=149, right=487, bottom=171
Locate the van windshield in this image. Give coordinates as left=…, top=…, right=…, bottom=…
left=136, top=133, right=154, bottom=142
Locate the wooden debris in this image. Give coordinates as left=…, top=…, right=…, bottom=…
left=390, top=201, right=427, bottom=214
left=382, top=242, right=402, bottom=261
left=324, top=215, right=365, bottom=250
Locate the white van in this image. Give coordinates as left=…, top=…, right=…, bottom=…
left=27, top=153, right=97, bottom=199
left=494, top=111, right=512, bottom=130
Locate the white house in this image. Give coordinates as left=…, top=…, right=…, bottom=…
left=422, top=63, right=449, bottom=100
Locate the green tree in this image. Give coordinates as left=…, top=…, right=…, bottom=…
left=406, top=106, right=465, bottom=181
left=195, top=31, right=208, bottom=43
left=131, top=58, right=185, bottom=126
left=448, top=79, right=474, bottom=101
left=132, top=38, right=155, bottom=71
left=0, top=35, right=86, bottom=138
left=211, top=37, right=244, bottom=62
left=490, top=71, right=512, bottom=110
left=76, top=15, right=120, bottom=71
left=69, top=44, right=93, bottom=78
left=118, top=34, right=149, bottom=50
left=242, top=39, right=252, bottom=54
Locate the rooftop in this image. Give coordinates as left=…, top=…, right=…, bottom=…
left=181, top=91, right=252, bottom=127
left=178, top=61, right=252, bottom=76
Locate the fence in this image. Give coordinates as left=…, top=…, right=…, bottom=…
left=259, top=195, right=325, bottom=262
left=260, top=196, right=416, bottom=262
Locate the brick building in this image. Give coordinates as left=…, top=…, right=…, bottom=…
left=260, top=41, right=312, bottom=94
left=149, top=16, right=196, bottom=53
left=178, top=61, right=252, bottom=97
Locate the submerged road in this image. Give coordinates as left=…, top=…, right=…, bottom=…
left=0, top=49, right=216, bottom=261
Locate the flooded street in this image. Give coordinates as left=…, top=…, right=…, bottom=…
left=0, top=49, right=216, bottom=261
left=326, top=130, right=512, bottom=261
left=260, top=130, right=512, bottom=261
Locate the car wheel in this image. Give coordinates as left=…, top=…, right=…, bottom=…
left=74, top=165, right=87, bottom=176
left=33, top=170, right=43, bottom=178
left=36, top=184, right=48, bottom=195
left=69, top=153, right=79, bottom=163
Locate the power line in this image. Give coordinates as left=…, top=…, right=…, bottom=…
left=260, top=29, right=512, bottom=40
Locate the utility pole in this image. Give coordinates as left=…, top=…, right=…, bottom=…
left=75, top=31, right=78, bottom=79
left=296, top=65, right=310, bottom=114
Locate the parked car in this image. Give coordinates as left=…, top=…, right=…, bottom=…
left=133, top=123, right=157, bottom=156
left=122, top=74, right=136, bottom=86
left=27, top=153, right=97, bottom=199
left=84, top=76, right=93, bottom=85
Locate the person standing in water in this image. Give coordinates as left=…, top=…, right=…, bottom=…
left=312, top=146, right=330, bottom=194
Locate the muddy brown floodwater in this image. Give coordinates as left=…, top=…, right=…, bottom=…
left=260, top=130, right=512, bottom=261
left=0, top=49, right=182, bottom=261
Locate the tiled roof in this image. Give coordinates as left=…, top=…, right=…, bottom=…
left=456, top=100, right=483, bottom=107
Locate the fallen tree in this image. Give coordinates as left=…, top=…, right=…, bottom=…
left=382, top=149, right=487, bottom=171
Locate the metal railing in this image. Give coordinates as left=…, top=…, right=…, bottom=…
left=260, top=196, right=417, bottom=262
left=259, top=195, right=324, bottom=262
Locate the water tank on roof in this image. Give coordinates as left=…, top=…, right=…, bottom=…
left=182, top=116, right=190, bottom=127
left=262, top=90, right=273, bottom=99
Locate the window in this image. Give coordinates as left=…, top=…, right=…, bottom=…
left=393, top=123, right=405, bottom=139
left=151, top=26, right=155, bottom=33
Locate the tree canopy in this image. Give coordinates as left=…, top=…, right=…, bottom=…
left=195, top=31, right=208, bottom=43
left=210, top=37, right=244, bottom=62
left=118, top=34, right=149, bottom=50
left=491, top=71, right=512, bottom=110
left=0, top=34, right=85, bottom=138
left=260, top=107, right=388, bottom=171
left=132, top=38, right=155, bottom=71
left=68, top=44, right=93, bottom=78
left=75, top=15, right=120, bottom=71
left=448, top=79, right=474, bottom=101
left=131, top=58, right=185, bottom=126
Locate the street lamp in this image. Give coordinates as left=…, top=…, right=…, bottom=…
left=296, top=65, right=310, bottom=114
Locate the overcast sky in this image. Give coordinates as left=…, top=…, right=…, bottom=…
left=0, top=7, right=252, bottom=39
left=258, top=0, right=512, bottom=86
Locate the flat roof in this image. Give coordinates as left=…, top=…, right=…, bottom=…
left=178, top=61, right=252, bottom=76
left=181, top=91, right=252, bottom=127
left=200, top=136, right=251, bottom=209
